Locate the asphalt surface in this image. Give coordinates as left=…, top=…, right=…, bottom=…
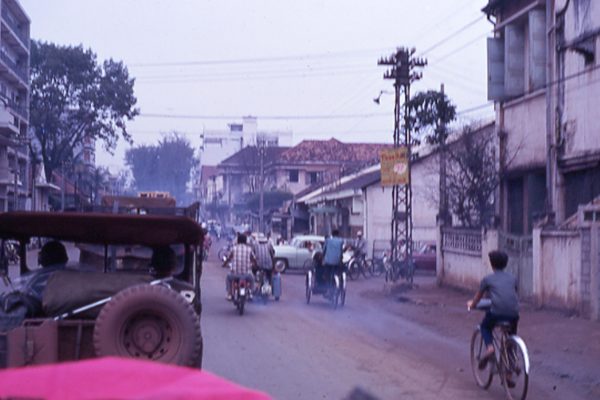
left=200, top=252, right=599, bottom=400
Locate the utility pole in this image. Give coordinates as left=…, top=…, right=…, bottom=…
left=377, top=47, right=426, bottom=273
left=439, top=83, right=449, bottom=226
left=258, top=140, right=266, bottom=233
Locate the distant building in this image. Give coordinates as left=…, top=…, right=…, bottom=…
left=0, top=0, right=30, bottom=211
left=199, top=116, right=293, bottom=167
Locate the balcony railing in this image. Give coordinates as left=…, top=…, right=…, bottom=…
left=0, top=51, right=28, bottom=83
left=7, top=99, right=28, bottom=120
left=1, top=8, right=29, bottom=48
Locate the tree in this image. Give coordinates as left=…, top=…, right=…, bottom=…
left=30, top=41, right=139, bottom=182
left=125, top=133, right=196, bottom=203
left=407, top=89, right=457, bottom=224
left=446, top=126, right=499, bottom=228
left=406, top=90, right=456, bottom=145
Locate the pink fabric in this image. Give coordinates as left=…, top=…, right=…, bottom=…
left=0, top=357, right=271, bottom=400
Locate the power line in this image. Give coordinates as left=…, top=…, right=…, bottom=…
left=418, top=15, right=486, bottom=56
left=137, top=112, right=390, bottom=121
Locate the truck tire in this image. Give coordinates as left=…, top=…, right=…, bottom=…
left=94, top=284, right=202, bottom=367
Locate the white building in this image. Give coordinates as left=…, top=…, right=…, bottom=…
left=199, top=116, right=292, bottom=167
left=0, top=0, right=29, bottom=211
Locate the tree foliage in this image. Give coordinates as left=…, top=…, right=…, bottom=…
left=446, top=126, right=499, bottom=228
left=30, top=41, right=139, bottom=181
left=125, top=133, right=196, bottom=203
left=406, top=90, right=456, bottom=145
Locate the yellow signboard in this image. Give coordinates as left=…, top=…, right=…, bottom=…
left=380, top=147, right=409, bottom=186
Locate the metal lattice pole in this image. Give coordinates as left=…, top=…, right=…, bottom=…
left=378, top=47, right=426, bottom=274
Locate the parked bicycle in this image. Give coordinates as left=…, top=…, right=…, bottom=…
left=469, top=299, right=530, bottom=400
left=382, top=251, right=415, bottom=284
left=368, top=253, right=386, bottom=277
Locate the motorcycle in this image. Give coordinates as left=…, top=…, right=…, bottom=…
left=230, top=276, right=248, bottom=315
left=222, top=255, right=250, bottom=316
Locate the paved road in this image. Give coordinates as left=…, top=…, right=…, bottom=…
left=201, top=259, right=590, bottom=400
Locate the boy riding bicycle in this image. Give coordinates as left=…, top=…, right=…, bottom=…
left=467, top=250, right=519, bottom=374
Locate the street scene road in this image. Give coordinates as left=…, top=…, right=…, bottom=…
left=201, top=246, right=600, bottom=400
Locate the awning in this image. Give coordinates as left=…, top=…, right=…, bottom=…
left=309, top=206, right=339, bottom=214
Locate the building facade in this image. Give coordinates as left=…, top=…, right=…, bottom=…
left=0, top=0, right=29, bottom=211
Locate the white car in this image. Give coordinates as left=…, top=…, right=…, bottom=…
left=273, top=235, right=325, bottom=273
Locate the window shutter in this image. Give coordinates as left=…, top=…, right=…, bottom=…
left=487, top=37, right=505, bottom=101
left=504, top=24, right=525, bottom=98
left=529, top=9, right=547, bottom=91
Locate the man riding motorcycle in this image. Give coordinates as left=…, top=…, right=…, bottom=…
left=222, top=233, right=256, bottom=301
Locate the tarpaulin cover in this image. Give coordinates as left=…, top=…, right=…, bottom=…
left=0, top=356, right=271, bottom=400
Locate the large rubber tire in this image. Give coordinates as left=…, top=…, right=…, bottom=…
left=501, top=337, right=529, bottom=400
left=94, top=284, right=202, bottom=367
left=274, top=259, right=288, bottom=274
left=470, top=328, right=493, bottom=389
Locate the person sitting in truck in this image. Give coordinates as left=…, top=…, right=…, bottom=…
left=1, top=240, right=69, bottom=317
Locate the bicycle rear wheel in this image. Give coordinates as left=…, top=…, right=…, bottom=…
left=501, top=337, right=529, bottom=400
left=470, top=328, right=493, bottom=389
left=347, top=260, right=360, bottom=280
left=369, top=259, right=384, bottom=277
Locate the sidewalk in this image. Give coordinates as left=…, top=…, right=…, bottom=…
left=375, top=274, right=600, bottom=399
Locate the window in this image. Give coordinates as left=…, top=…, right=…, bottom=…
left=487, top=9, right=546, bottom=100
left=288, top=170, right=299, bottom=183
left=305, top=171, right=318, bottom=184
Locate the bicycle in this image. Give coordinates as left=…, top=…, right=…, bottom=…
left=469, top=299, right=530, bottom=400
left=346, top=253, right=371, bottom=280
left=382, top=251, right=415, bottom=284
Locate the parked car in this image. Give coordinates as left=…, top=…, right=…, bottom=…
left=412, top=242, right=436, bottom=271
left=0, top=211, right=204, bottom=369
left=273, top=235, right=325, bottom=273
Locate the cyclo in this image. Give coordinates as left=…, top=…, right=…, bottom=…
left=305, top=252, right=347, bottom=309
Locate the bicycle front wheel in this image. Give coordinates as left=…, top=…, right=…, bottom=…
left=470, top=328, right=493, bottom=389
left=501, top=337, right=529, bottom=400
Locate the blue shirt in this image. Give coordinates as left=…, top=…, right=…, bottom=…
left=323, top=237, right=344, bottom=266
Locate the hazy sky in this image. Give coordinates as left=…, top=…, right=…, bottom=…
left=20, top=0, right=493, bottom=173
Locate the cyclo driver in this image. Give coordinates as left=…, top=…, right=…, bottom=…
left=317, top=229, right=344, bottom=290
left=223, top=233, right=256, bottom=301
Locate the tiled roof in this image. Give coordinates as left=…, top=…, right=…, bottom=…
left=278, top=138, right=392, bottom=164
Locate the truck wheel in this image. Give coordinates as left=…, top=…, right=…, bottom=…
left=94, top=284, right=202, bottom=367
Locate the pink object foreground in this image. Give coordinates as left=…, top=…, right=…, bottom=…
left=0, top=357, right=271, bottom=400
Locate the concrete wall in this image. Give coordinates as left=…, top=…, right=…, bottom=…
left=412, top=154, right=439, bottom=243
left=503, top=92, right=547, bottom=169
left=439, top=228, right=500, bottom=290
left=562, top=0, right=600, bottom=157
left=364, top=184, right=392, bottom=258
left=533, top=228, right=583, bottom=310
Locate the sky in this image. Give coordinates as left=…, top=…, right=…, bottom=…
left=20, top=0, right=493, bottom=174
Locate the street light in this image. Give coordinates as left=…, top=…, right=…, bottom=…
left=373, top=90, right=394, bottom=104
